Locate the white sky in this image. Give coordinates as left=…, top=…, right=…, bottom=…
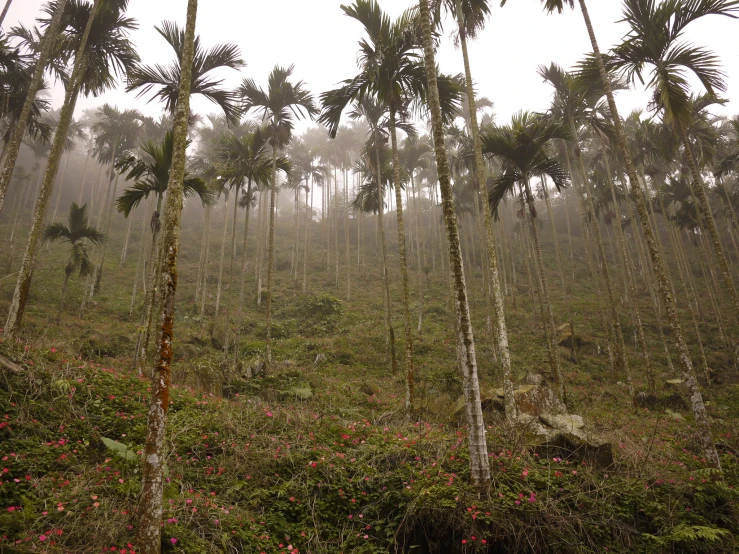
left=6, top=0, right=738, bottom=133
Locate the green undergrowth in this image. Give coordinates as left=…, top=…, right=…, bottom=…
left=0, top=342, right=737, bottom=554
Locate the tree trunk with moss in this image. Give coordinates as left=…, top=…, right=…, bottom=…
left=136, top=0, right=197, bottom=550
left=389, top=107, right=415, bottom=414
left=265, top=151, right=278, bottom=365
left=456, top=10, right=516, bottom=423
left=419, top=0, right=490, bottom=486
left=575, top=0, right=720, bottom=471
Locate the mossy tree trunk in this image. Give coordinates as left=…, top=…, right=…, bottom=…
left=136, top=0, right=197, bottom=550
left=389, top=107, right=415, bottom=414
left=419, top=0, right=490, bottom=486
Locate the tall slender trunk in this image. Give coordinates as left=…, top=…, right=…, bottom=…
left=137, top=0, right=197, bottom=550
left=419, top=0, right=490, bottom=486
left=120, top=207, right=134, bottom=266
left=194, top=203, right=209, bottom=305
left=678, top=122, right=739, bottom=326
left=292, top=185, right=299, bottom=281
left=4, top=0, right=96, bottom=339
left=603, top=150, right=653, bottom=393
left=51, top=152, right=72, bottom=223
left=524, top=179, right=567, bottom=402
left=576, top=0, right=720, bottom=470
left=130, top=201, right=151, bottom=317
left=457, top=11, right=516, bottom=422
left=234, top=180, right=253, bottom=369
left=198, top=204, right=212, bottom=322
left=389, top=107, right=415, bottom=414
left=214, top=191, right=233, bottom=317
left=90, top=169, right=120, bottom=298
left=0, top=0, right=13, bottom=26
left=0, top=0, right=68, bottom=215
left=77, top=153, right=91, bottom=204
left=571, top=121, right=633, bottom=399
left=265, top=148, right=278, bottom=365
left=411, top=173, right=424, bottom=333
left=56, top=273, right=70, bottom=325
left=344, top=168, right=351, bottom=300
left=303, top=180, right=311, bottom=292
left=374, top=139, right=397, bottom=375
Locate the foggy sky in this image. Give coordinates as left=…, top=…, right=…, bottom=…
left=6, top=0, right=738, bottom=133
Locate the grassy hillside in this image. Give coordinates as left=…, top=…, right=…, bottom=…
left=1, top=206, right=738, bottom=553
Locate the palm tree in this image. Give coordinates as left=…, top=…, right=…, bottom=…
left=0, top=0, right=67, bottom=215
left=85, top=103, right=143, bottom=300
left=43, top=203, right=104, bottom=323
left=117, top=131, right=210, bottom=375
left=320, top=0, right=463, bottom=412
left=342, top=97, right=398, bottom=375
left=4, top=0, right=138, bottom=339
left=126, top=20, right=244, bottom=125
left=539, top=62, right=636, bottom=399
left=512, top=0, right=722, bottom=473
left=611, top=0, right=739, bottom=328
left=216, top=127, right=286, bottom=318
left=483, top=112, right=571, bottom=403
left=240, top=65, right=316, bottom=365
left=137, top=0, right=198, bottom=551
left=418, top=0, right=491, bottom=486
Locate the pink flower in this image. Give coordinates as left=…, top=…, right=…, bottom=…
left=170, top=537, right=178, bottom=545
left=265, top=412, right=273, bottom=417
left=39, top=535, right=47, bottom=542
left=50, top=348, right=57, bottom=353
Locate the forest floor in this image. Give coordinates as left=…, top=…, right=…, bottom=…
left=0, top=215, right=738, bottom=553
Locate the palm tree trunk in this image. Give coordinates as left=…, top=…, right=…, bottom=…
left=194, top=203, right=208, bottom=305
left=265, top=148, right=278, bottom=366
left=389, top=107, right=415, bottom=414
left=199, top=205, right=212, bottom=322
left=0, top=0, right=68, bottom=215
left=56, top=273, right=70, bottom=325
left=411, top=173, right=424, bottom=333
left=303, top=180, right=311, bottom=292
left=571, top=122, right=633, bottom=399
left=120, top=208, right=134, bottom=266
left=4, top=0, right=97, bottom=339
left=214, top=191, right=233, bottom=317
left=375, top=138, right=398, bottom=375
left=77, top=153, right=91, bottom=204
left=137, top=0, right=197, bottom=550
left=344, top=168, right=351, bottom=300
left=90, top=170, right=120, bottom=297
left=576, top=0, right=720, bottom=470
left=51, top=152, right=71, bottom=223
left=524, top=179, right=567, bottom=402
left=678, top=122, right=739, bottom=326
left=419, top=0, right=490, bottom=486
left=234, top=180, right=254, bottom=369
left=292, top=186, right=299, bottom=281
left=130, top=202, right=151, bottom=317
left=602, top=149, right=654, bottom=393
left=334, top=167, right=340, bottom=287
left=457, top=14, right=516, bottom=423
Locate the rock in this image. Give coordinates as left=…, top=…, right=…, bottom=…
left=636, top=392, right=658, bottom=409
left=359, top=382, right=379, bottom=396
left=523, top=373, right=543, bottom=386
left=658, top=393, right=688, bottom=411
left=665, top=379, right=683, bottom=388
left=535, top=433, right=614, bottom=469
left=246, top=359, right=266, bottom=379
left=313, top=353, right=327, bottom=366
left=539, top=414, right=586, bottom=437
left=557, top=325, right=601, bottom=359
left=449, top=380, right=567, bottom=422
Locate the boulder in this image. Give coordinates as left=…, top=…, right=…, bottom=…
left=557, top=324, right=601, bottom=359
left=535, top=432, right=614, bottom=469
left=449, top=381, right=566, bottom=421
left=313, top=353, right=327, bottom=366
